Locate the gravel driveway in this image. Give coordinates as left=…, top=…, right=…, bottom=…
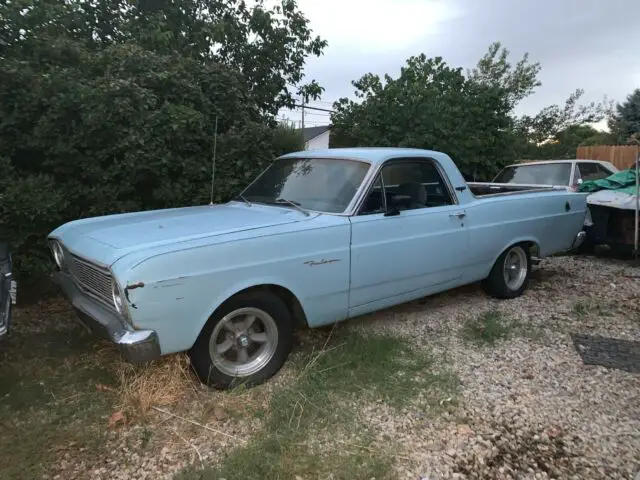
left=349, top=255, right=640, bottom=479
left=22, top=255, right=639, bottom=480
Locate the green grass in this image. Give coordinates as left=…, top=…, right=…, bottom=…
left=0, top=317, right=118, bottom=480
left=572, top=299, right=611, bottom=318
left=176, top=331, right=458, bottom=480
left=461, top=310, right=513, bottom=346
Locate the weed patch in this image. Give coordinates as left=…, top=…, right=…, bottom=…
left=177, top=330, right=458, bottom=480
left=0, top=317, right=118, bottom=480
left=462, top=310, right=513, bottom=346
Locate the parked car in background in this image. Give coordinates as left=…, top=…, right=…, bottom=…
left=0, top=241, right=15, bottom=339
left=490, top=159, right=618, bottom=190
left=47, top=148, right=589, bottom=389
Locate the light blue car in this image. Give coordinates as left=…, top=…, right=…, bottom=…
left=48, top=148, right=588, bottom=388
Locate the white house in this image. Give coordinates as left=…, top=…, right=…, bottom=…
left=301, top=125, right=331, bottom=150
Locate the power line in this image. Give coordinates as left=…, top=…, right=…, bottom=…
left=293, top=103, right=334, bottom=113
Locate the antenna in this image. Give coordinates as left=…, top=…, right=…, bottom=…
left=209, top=115, right=218, bottom=206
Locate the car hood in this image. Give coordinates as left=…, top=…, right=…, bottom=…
left=49, top=202, right=306, bottom=266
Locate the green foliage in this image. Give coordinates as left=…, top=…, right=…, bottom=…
left=331, top=41, right=609, bottom=178
left=516, top=124, right=615, bottom=161
left=514, top=88, right=611, bottom=147
left=330, top=51, right=516, bottom=180
left=0, top=0, right=324, bottom=282
left=608, top=88, right=640, bottom=144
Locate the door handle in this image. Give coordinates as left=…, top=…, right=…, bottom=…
left=449, top=211, right=466, bottom=219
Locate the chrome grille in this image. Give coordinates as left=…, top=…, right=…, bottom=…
left=69, top=255, right=113, bottom=307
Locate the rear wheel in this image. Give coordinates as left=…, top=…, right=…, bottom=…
left=482, top=244, right=531, bottom=299
left=189, top=291, right=294, bottom=389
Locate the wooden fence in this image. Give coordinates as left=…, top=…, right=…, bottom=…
left=576, top=145, right=640, bottom=170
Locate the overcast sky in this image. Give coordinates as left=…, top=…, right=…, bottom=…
left=280, top=0, right=640, bottom=130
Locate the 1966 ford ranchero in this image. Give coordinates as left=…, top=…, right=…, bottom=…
left=48, top=148, right=588, bottom=388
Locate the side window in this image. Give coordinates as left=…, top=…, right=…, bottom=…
left=597, top=164, right=614, bottom=178
left=359, top=160, right=453, bottom=214
left=359, top=175, right=386, bottom=215
left=579, top=163, right=609, bottom=181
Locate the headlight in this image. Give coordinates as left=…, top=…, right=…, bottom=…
left=51, top=241, right=65, bottom=269
left=112, top=281, right=125, bottom=315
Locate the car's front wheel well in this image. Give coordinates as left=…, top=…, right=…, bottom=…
left=220, top=284, right=308, bottom=330
left=523, top=241, right=539, bottom=258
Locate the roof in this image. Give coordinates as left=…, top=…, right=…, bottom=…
left=279, top=147, right=449, bottom=165
left=301, top=125, right=330, bottom=142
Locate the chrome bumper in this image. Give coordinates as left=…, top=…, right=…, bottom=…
left=571, top=231, right=587, bottom=249
left=52, top=272, right=161, bottom=364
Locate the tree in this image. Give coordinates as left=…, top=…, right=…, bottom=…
left=514, top=125, right=614, bottom=160
left=331, top=45, right=528, bottom=179
left=331, top=42, right=609, bottom=177
left=0, top=0, right=326, bottom=281
left=514, top=89, right=611, bottom=146
left=608, top=88, right=640, bottom=144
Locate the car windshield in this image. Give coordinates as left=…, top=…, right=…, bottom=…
left=493, top=163, right=572, bottom=185
left=240, top=157, right=370, bottom=213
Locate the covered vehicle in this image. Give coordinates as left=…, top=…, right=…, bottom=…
left=578, top=168, right=640, bottom=252
left=48, top=148, right=589, bottom=389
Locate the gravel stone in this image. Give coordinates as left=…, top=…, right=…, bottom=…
left=348, top=255, right=640, bottom=479
left=45, top=256, right=640, bottom=479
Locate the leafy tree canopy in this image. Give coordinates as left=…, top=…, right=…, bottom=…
left=0, top=0, right=320, bottom=281
left=608, top=88, right=640, bottom=144
left=330, top=42, right=608, bottom=179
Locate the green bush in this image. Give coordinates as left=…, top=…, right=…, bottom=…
left=0, top=44, right=304, bottom=284
left=0, top=0, right=323, bottom=285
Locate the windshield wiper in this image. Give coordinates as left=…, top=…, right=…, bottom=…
left=235, top=194, right=252, bottom=207
left=274, top=198, right=309, bottom=216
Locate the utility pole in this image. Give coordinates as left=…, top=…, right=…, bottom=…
left=300, top=97, right=306, bottom=148
left=634, top=151, right=639, bottom=260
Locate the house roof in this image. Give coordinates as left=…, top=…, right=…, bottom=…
left=301, top=125, right=330, bottom=142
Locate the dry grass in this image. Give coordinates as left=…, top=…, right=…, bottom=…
left=116, top=353, right=196, bottom=417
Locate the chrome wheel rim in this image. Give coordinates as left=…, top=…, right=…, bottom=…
left=209, top=307, right=279, bottom=377
left=502, top=246, right=528, bottom=291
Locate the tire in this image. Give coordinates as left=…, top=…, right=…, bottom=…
left=189, top=291, right=294, bottom=389
left=482, top=244, right=531, bottom=299
left=576, top=239, right=595, bottom=255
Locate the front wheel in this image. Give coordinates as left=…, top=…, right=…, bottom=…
left=482, top=244, right=531, bottom=299
left=189, top=291, right=294, bottom=389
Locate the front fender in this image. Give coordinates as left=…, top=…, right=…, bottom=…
left=115, top=217, right=352, bottom=355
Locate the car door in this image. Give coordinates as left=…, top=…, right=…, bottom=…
left=348, top=157, right=470, bottom=311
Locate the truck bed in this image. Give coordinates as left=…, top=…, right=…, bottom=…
left=467, top=182, right=565, bottom=197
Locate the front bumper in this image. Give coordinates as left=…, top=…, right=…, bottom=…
left=52, top=272, right=161, bottom=364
